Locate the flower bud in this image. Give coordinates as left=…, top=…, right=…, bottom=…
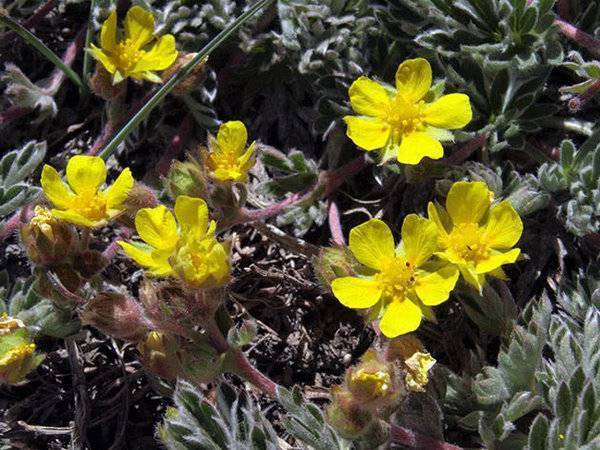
left=137, top=331, right=181, bottom=379
left=88, top=65, right=126, bottom=100
left=346, top=349, right=399, bottom=408
left=82, top=292, right=149, bottom=341
left=74, top=250, right=108, bottom=278
left=119, top=183, right=160, bottom=228
left=165, top=158, right=209, bottom=201
left=161, top=53, right=208, bottom=97
left=36, top=265, right=84, bottom=306
left=20, top=206, right=76, bottom=266
left=0, top=313, right=44, bottom=385
left=326, top=386, right=374, bottom=439
left=312, top=246, right=357, bottom=290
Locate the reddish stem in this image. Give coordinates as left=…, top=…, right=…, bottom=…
left=101, top=227, right=132, bottom=261
left=445, top=133, right=489, bottom=165
left=0, top=106, right=31, bottom=125
left=232, top=350, right=277, bottom=397
left=328, top=198, right=345, bottom=246
left=157, top=113, right=193, bottom=176
left=568, top=79, right=600, bottom=112
left=390, top=424, right=464, bottom=450
left=0, top=0, right=58, bottom=45
left=0, top=210, right=23, bottom=242
left=555, top=18, right=600, bottom=57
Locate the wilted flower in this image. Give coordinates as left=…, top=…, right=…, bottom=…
left=428, top=181, right=523, bottom=291
left=89, top=6, right=178, bottom=84
left=20, top=205, right=76, bottom=265
left=344, top=58, right=472, bottom=165
left=82, top=292, right=148, bottom=341
left=41, top=155, right=134, bottom=228
left=0, top=314, right=44, bottom=385
left=331, top=216, right=458, bottom=338
left=137, top=331, right=180, bottom=379
left=404, top=351, right=436, bottom=393
left=347, top=350, right=397, bottom=405
left=205, top=121, right=256, bottom=183
left=119, top=196, right=230, bottom=287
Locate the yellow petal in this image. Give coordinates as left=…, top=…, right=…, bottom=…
left=397, top=131, right=444, bottom=165
left=174, top=195, right=209, bottom=233
left=65, top=155, right=106, bottom=194
left=118, top=242, right=173, bottom=276
left=216, top=121, right=247, bottom=155
left=415, top=265, right=458, bottom=306
left=41, top=165, right=74, bottom=209
left=446, top=181, right=491, bottom=224
left=349, top=218, right=395, bottom=270
left=423, top=93, right=472, bottom=130
left=459, top=265, right=485, bottom=292
left=135, top=205, right=178, bottom=250
left=89, top=44, right=117, bottom=74
left=379, top=299, right=422, bottom=338
left=348, top=76, right=391, bottom=118
left=401, top=214, right=439, bottom=267
left=100, top=10, right=117, bottom=51
left=104, top=168, right=134, bottom=209
left=132, top=34, right=178, bottom=73
left=482, top=201, right=523, bottom=249
left=395, top=58, right=432, bottom=103
left=427, top=202, right=450, bottom=238
left=331, top=277, right=382, bottom=308
left=124, top=5, right=155, bottom=48
left=475, top=248, right=520, bottom=274
left=52, top=209, right=100, bottom=228
left=238, top=141, right=256, bottom=168
left=344, top=116, right=391, bottom=151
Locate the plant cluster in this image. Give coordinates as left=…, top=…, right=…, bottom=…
left=1, top=1, right=600, bottom=449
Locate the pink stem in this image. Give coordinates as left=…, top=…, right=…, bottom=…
left=328, top=198, right=345, bottom=246
left=101, top=227, right=132, bottom=261
left=568, top=79, right=600, bottom=112
left=0, top=0, right=58, bottom=45
left=390, top=424, right=464, bottom=450
left=0, top=106, right=31, bottom=125
left=445, top=133, right=489, bottom=165
left=157, top=113, right=192, bottom=176
left=0, top=210, right=23, bottom=242
left=232, top=349, right=277, bottom=397
left=555, top=18, right=600, bottom=57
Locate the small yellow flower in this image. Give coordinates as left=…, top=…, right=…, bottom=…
left=404, top=351, right=436, bottom=393
left=428, top=181, right=523, bottom=291
left=206, top=121, right=256, bottom=183
left=89, top=6, right=178, bottom=84
left=331, top=216, right=459, bottom=338
left=41, top=155, right=134, bottom=228
left=344, top=58, right=472, bottom=165
left=0, top=314, right=44, bottom=385
left=119, top=196, right=230, bottom=288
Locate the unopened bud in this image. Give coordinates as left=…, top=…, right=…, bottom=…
left=161, top=53, right=208, bottom=96
left=137, top=331, right=181, bottom=379
left=346, top=349, right=399, bottom=407
left=36, top=265, right=84, bottom=306
left=88, top=65, right=126, bottom=100
left=74, top=250, right=108, bottom=278
left=313, top=246, right=357, bottom=290
left=120, top=183, right=160, bottom=228
left=82, top=292, right=148, bottom=341
left=20, top=206, right=76, bottom=266
left=0, top=313, right=44, bottom=385
left=165, top=158, right=208, bottom=201
left=326, top=386, right=374, bottom=439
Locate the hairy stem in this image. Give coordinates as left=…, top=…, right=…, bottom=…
left=390, top=424, right=463, bottom=450
left=157, top=113, right=193, bottom=176
left=555, top=18, right=600, bottom=57
left=0, top=0, right=58, bottom=46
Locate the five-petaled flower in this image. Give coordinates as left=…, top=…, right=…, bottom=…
left=205, top=121, right=256, bottom=183
left=119, top=195, right=230, bottom=288
left=428, top=181, right=523, bottom=292
left=89, top=6, right=178, bottom=84
left=41, top=155, right=134, bottom=228
left=344, top=58, right=472, bottom=165
left=331, top=216, right=459, bottom=338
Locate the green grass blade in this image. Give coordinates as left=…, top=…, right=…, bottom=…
left=0, top=9, right=84, bottom=89
left=97, top=0, right=275, bottom=161
left=81, top=0, right=98, bottom=82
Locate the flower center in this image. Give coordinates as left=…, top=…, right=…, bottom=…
left=72, top=192, right=108, bottom=221
left=0, top=343, right=35, bottom=367
left=376, top=257, right=416, bottom=300
left=444, top=222, right=489, bottom=263
left=114, top=38, right=145, bottom=72
left=386, top=96, right=427, bottom=136
left=210, top=150, right=239, bottom=171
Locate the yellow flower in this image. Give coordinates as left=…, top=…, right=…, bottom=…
left=0, top=314, right=44, bottom=385
left=331, top=216, right=459, bottom=338
left=118, top=195, right=230, bottom=287
left=206, top=121, right=256, bottom=183
left=89, top=6, right=178, bottom=84
left=41, top=155, right=134, bottom=228
left=344, top=58, right=472, bottom=165
left=428, top=181, right=523, bottom=291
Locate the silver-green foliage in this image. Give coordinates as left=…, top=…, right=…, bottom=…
left=0, top=272, right=80, bottom=338
left=0, top=140, right=46, bottom=218
left=538, top=137, right=600, bottom=236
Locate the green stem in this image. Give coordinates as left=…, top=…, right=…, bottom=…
left=0, top=9, right=84, bottom=89
left=81, top=0, right=98, bottom=82
left=97, top=0, right=274, bottom=161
